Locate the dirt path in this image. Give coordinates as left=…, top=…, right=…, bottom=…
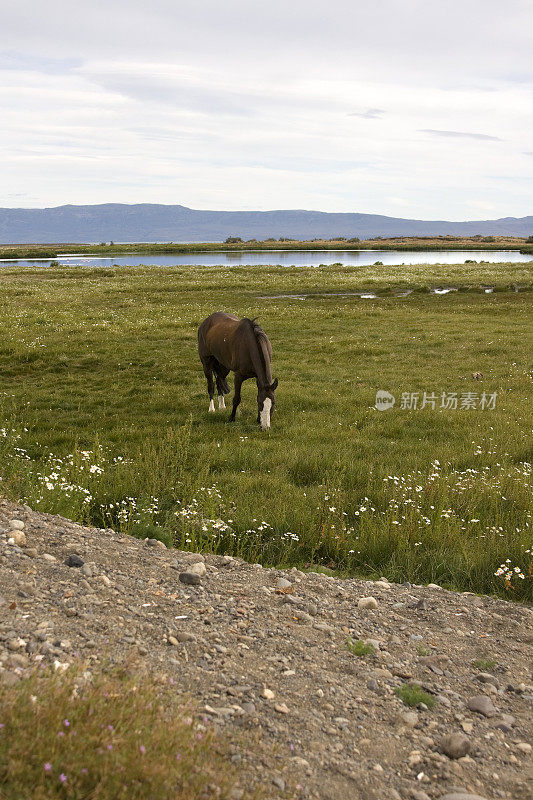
left=1, top=499, right=531, bottom=800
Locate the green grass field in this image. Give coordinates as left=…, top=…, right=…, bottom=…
left=1, top=260, right=531, bottom=601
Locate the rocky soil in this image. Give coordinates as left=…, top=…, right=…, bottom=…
left=1, top=498, right=531, bottom=800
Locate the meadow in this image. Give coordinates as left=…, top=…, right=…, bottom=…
left=0, top=259, right=531, bottom=601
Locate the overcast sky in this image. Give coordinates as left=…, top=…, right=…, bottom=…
left=1, top=0, right=532, bottom=219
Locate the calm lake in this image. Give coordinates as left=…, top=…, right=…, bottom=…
left=1, top=249, right=531, bottom=269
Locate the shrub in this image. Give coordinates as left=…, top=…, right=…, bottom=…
left=224, top=237, right=242, bottom=244
left=346, top=639, right=375, bottom=656
left=394, top=683, right=436, bottom=709
left=473, top=658, right=497, bottom=670
left=0, top=661, right=244, bottom=800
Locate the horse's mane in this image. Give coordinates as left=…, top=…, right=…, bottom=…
left=246, top=317, right=269, bottom=350
left=242, top=317, right=271, bottom=384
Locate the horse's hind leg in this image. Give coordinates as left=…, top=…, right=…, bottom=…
left=202, top=359, right=216, bottom=412
left=229, top=373, right=244, bottom=422
left=214, top=363, right=230, bottom=410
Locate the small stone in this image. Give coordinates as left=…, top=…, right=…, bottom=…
left=493, top=714, right=515, bottom=731
left=272, top=776, right=285, bottom=791
left=99, top=574, right=111, bottom=586
left=440, top=733, right=471, bottom=759
left=276, top=577, right=292, bottom=589
left=400, top=711, right=419, bottom=728
left=10, top=520, right=25, bottom=530
left=183, top=552, right=206, bottom=564
left=439, top=795, right=489, bottom=800
left=174, top=631, right=196, bottom=643
left=146, top=538, right=166, bottom=548
left=187, top=561, right=207, bottom=577
left=42, top=553, right=56, bottom=562
left=274, top=702, right=289, bottom=714
left=179, top=571, right=201, bottom=585
left=358, top=596, right=378, bottom=610
left=81, top=563, right=93, bottom=578
left=10, top=530, right=26, bottom=546
left=517, top=742, right=532, bottom=754
left=24, top=548, right=38, bottom=558
left=467, top=695, right=496, bottom=717
left=168, top=636, right=180, bottom=646
left=65, top=554, right=84, bottom=568
left=262, top=688, right=275, bottom=699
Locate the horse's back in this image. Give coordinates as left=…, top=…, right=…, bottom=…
left=198, top=312, right=240, bottom=364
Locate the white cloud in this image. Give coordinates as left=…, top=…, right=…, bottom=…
left=0, top=0, right=532, bottom=218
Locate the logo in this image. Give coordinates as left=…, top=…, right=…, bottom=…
left=375, top=390, right=395, bottom=411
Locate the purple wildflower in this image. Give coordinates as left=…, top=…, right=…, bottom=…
left=63, top=719, right=70, bottom=727
left=107, top=744, right=113, bottom=750
left=44, top=762, right=52, bottom=772
left=59, top=773, right=67, bottom=783
left=140, top=744, right=146, bottom=754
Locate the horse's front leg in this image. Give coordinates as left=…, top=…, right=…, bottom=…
left=229, top=373, right=244, bottom=421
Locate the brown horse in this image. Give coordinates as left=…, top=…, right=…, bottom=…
left=198, top=312, right=278, bottom=430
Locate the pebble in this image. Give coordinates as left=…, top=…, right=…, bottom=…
left=276, top=577, right=292, bottom=589
left=439, top=795, right=489, bottom=800
left=467, top=695, right=496, bottom=717
left=10, top=530, right=26, bottom=546
left=274, top=703, right=289, bottom=714
left=174, top=631, right=196, bottom=643
left=10, top=520, right=25, bottom=531
left=42, top=553, right=56, bottom=562
left=440, top=733, right=471, bottom=759
left=65, top=554, right=84, bottom=568
left=358, top=596, right=378, bottom=610
left=400, top=711, right=419, bottom=728
left=476, top=672, right=498, bottom=686
left=81, top=563, right=93, bottom=578
left=517, top=742, right=532, bottom=754
left=146, top=538, right=166, bottom=549
left=187, top=561, right=207, bottom=577
left=179, top=572, right=201, bottom=585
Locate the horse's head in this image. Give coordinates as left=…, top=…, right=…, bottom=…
left=257, top=378, right=278, bottom=430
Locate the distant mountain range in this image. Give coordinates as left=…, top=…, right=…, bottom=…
left=0, top=203, right=532, bottom=243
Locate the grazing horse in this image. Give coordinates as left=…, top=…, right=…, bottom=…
left=198, top=312, right=278, bottom=430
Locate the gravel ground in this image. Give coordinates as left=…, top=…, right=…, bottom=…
left=1, top=498, right=531, bottom=800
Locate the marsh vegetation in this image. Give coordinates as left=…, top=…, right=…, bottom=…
left=0, top=260, right=531, bottom=601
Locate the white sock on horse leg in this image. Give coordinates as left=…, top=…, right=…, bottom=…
left=218, top=395, right=226, bottom=409
left=208, top=399, right=215, bottom=412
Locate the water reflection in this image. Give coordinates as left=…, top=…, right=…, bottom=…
left=1, top=249, right=531, bottom=269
